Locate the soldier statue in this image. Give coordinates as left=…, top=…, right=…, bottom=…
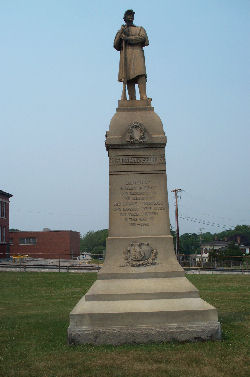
left=114, top=9, right=149, bottom=101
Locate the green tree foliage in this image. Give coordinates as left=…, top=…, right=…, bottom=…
left=80, top=229, right=108, bottom=258
left=215, top=225, right=250, bottom=244
left=176, top=225, right=250, bottom=258
left=179, top=233, right=200, bottom=255
left=80, top=225, right=250, bottom=260
left=232, top=225, right=250, bottom=244
left=200, top=232, right=214, bottom=242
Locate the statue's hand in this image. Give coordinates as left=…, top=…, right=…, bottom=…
left=121, top=25, right=129, bottom=36
left=121, top=34, right=129, bottom=41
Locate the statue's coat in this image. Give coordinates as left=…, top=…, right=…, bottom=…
left=114, top=25, right=149, bottom=82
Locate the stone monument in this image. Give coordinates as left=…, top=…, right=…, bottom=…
left=68, top=10, right=221, bottom=345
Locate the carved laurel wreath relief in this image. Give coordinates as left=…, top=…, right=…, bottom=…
left=121, top=242, right=158, bottom=267
left=126, top=122, right=146, bottom=143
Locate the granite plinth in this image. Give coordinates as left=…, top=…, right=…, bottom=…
left=69, top=323, right=221, bottom=345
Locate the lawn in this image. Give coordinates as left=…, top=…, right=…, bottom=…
left=0, top=272, right=249, bottom=377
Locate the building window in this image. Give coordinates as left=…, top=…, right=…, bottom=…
left=19, top=237, right=37, bottom=245
left=0, top=201, right=6, bottom=218
left=9, top=238, right=13, bottom=245
left=0, top=226, right=6, bottom=243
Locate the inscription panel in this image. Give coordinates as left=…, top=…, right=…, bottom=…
left=109, top=149, right=166, bottom=174
left=110, top=174, right=170, bottom=237
left=110, top=155, right=165, bottom=166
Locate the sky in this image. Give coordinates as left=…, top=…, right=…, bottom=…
left=1, top=0, right=249, bottom=236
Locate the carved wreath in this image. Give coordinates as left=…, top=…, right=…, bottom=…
left=122, top=242, right=158, bottom=267
left=126, top=122, right=146, bottom=143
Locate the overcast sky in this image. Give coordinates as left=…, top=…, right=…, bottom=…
left=1, top=0, right=249, bottom=236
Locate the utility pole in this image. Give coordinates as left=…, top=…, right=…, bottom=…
left=171, top=188, right=183, bottom=260
left=199, top=228, right=204, bottom=268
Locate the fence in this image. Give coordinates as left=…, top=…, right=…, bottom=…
left=0, top=251, right=104, bottom=272
left=0, top=251, right=249, bottom=273
left=178, top=254, right=250, bottom=269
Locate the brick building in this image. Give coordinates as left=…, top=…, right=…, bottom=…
left=9, top=229, right=80, bottom=260
left=0, top=190, right=13, bottom=259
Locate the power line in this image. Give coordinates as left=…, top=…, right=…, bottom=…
left=178, top=214, right=235, bottom=230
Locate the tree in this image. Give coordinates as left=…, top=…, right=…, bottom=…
left=215, top=225, right=250, bottom=244
left=80, top=229, right=108, bottom=259
left=200, top=232, right=214, bottom=242
left=179, top=233, right=200, bottom=255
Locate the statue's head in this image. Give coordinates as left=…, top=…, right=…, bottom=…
left=123, top=9, right=135, bottom=24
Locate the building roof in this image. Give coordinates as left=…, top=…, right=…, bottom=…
left=0, top=190, right=13, bottom=198
left=201, top=241, right=229, bottom=247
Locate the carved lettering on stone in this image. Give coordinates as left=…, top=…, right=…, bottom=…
left=121, top=242, right=158, bottom=267
left=126, top=122, right=145, bottom=143
left=112, top=178, right=166, bottom=228
left=110, top=155, right=165, bottom=166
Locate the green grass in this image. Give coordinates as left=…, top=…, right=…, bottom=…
left=0, top=272, right=249, bottom=377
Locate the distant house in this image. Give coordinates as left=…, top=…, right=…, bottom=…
left=238, top=245, right=250, bottom=255
left=0, top=190, right=13, bottom=259
left=80, top=252, right=92, bottom=261
left=200, top=240, right=249, bottom=259
left=187, top=237, right=249, bottom=266
left=9, top=229, right=80, bottom=260
left=201, top=241, right=229, bottom=253
left=189, top=250, right=210, bottom=265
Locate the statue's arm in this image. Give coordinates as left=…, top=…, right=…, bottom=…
left=126, top=27, right=149, bottom=47
left=143, top=28, right=149, bottom=47
left=114, top=28, right=123, bottom=51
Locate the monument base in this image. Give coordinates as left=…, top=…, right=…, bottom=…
left=68, top=99, right=221, bottom=345
left=68, top=278, right=221, bottom=345
left=68, top=323, right=221, bottom=345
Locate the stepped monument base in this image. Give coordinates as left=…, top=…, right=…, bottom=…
left=68, top=100, right=221, bottom=345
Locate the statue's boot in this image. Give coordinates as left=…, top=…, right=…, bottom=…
left=127, top=81, right=136, bottom=100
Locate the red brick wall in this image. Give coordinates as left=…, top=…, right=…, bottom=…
left=9, top=231, right=80, bottom=259
left=0, top=194, right=10, bottom=258
left=69, top=232, right=81, bottom=258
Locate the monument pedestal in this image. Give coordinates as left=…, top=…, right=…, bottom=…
left=68, top=100, right=221, bottom=345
